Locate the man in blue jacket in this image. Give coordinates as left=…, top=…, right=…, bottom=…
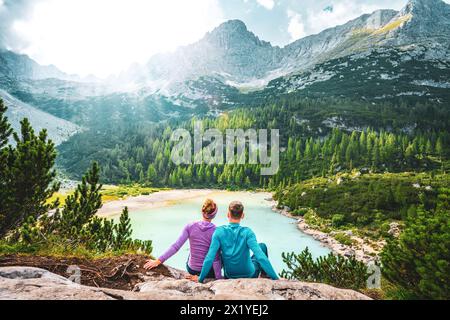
left=192, top=201, right=279, bottom=283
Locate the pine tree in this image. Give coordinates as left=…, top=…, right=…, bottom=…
left=115, top=207, right=132, bottom=250
left=19, top=216, right=40, bottom=244
left=0, top=98, right=12, bottom=150
left=372, top=140, right=381, bottom=169
left=405, top=143, right=417, bottom=167
left=281, top=248, right=368, bottom=290
left=0, top=118, right=59, bottom=239
left=146, top=164, right=157, bottom=185
left=425, top=139, right=433, bottom=155
left=0, top=98, right=13, bottom=233
left=381, top=205, right=450, bottom=299
left=52, top=162, right=102, bottom=238
left=139, top=170, right=145, bottom=183
left=43, top=163, right=152, bottom=254
left=436, top=137, right=445, bottom=173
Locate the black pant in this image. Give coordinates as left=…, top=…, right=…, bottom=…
left=251, top=243, right=269, bottom=278
left=186, top=263, right=216, bottom=279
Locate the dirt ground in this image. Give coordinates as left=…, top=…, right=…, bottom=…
left=0, top=254, right=173, bottom=290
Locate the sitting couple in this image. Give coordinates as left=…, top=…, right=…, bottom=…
left=144, top=199, right=279, bottom=283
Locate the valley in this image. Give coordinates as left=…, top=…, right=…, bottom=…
left=0, top=0, right=449, bottom=300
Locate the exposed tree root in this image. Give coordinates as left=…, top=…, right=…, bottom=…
left=0, top=254, right=173, bottom=290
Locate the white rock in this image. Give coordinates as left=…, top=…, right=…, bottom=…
left=0, top=267, right=371, bottom=300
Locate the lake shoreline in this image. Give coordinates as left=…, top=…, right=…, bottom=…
left=269, top=200, right=381, bottom=264
left=97, top=189, right=330, bottom=272
left=97, top=189, right=272, bottom=217
left=97, top=188, right=380, bottom=264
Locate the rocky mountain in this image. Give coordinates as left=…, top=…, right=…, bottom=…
left=266, top=0, right=450, bottom=101
left=115, top=0, right=450, bottom=106
left=390, top=0, right=450, bottom=42
left=118, top=9, right=401, bottom=93
left=0, top=0, right=449, bottom=127
left=280, top=9, right=398, bottom=72
left=147, top=20, right=280, bottom=83
left=0, top=89, right=80, bottom=145
left=0, top=50, right=83, bottom=82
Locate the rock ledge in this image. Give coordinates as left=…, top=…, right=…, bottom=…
left=0, top=266, right=371, bottom=300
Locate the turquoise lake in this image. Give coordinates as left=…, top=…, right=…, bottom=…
left=113, top=191, right=330, bottom=273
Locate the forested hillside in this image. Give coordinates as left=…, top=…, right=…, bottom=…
left=57, top=97, right=450, bottom=188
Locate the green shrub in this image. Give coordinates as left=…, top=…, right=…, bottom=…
left=292, top=208, right=308, bottom=216
left=334, top=233, right=354, bottom=246
left=331, top=214, right=346, bottom=227
left=381, top=200, right=450, bottom=299
left=281, top=247, right=369, bottom=290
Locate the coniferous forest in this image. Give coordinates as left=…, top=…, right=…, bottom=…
left=57, top=99, right=450, bottom=187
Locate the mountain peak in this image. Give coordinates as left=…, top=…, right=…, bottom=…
left=394, top=0, right=450, bottom=37
left=215, top=19, right=248, bottom=32
left=408, top=0, right=444, bottom=4
left=208, top=19, right=250, bottom=40
left=401, top=0, right=449, bottom=14
left=205, top=19, right=271, bottom=49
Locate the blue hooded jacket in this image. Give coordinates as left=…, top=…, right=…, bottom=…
left=198, top=223, right=279, bottom=283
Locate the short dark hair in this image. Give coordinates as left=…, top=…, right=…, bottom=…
left=229, top=201, right=244, bottom=219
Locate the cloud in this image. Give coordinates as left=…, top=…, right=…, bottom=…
left=0, top=0, right=43, bottom=50
left=256, top=0, right=275, bottom=10
left=9, top=0, right=224, bottom=77
left=287, top=9, right=306, bottom=41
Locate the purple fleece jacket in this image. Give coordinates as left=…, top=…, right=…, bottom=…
left=158, top=221, right=222, bottom=279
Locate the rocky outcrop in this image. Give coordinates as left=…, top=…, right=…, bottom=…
left=271, top=204, right=383, bottom=264
left=388, top=222, right=401, bottom=237
left=296, top=217, right=383, bottom=264
left=0, top=267, right=371, bottom=300
left=0, top=267, right=114, bottom=300
left=136, top=278, right=371, bottom=300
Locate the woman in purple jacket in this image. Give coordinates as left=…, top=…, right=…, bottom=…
left=143, top=199, right=222, bottom=279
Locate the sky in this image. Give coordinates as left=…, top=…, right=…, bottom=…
left=0, top=0, right=448, bottom=77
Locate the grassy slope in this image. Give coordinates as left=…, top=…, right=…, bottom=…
left=276, top=171, right=449, bottom=240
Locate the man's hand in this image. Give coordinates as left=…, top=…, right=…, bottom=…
left=185, top=274, right=199, bottom=283
left=144, top=259, right=161, bottom=270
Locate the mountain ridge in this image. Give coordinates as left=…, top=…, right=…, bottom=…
left=0, top=0, right=449, bottom=122
left=0, top=89, right=80, bottom=145
left=116, top=0, right=450, bottom=96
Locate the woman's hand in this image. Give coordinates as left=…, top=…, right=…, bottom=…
left=144, top=259, right=161, bottom=270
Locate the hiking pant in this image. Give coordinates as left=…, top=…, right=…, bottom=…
left=251, top=243, right=268, bottom=278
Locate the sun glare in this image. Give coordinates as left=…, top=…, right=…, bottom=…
left=12, top=0, right=224, bottom=78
